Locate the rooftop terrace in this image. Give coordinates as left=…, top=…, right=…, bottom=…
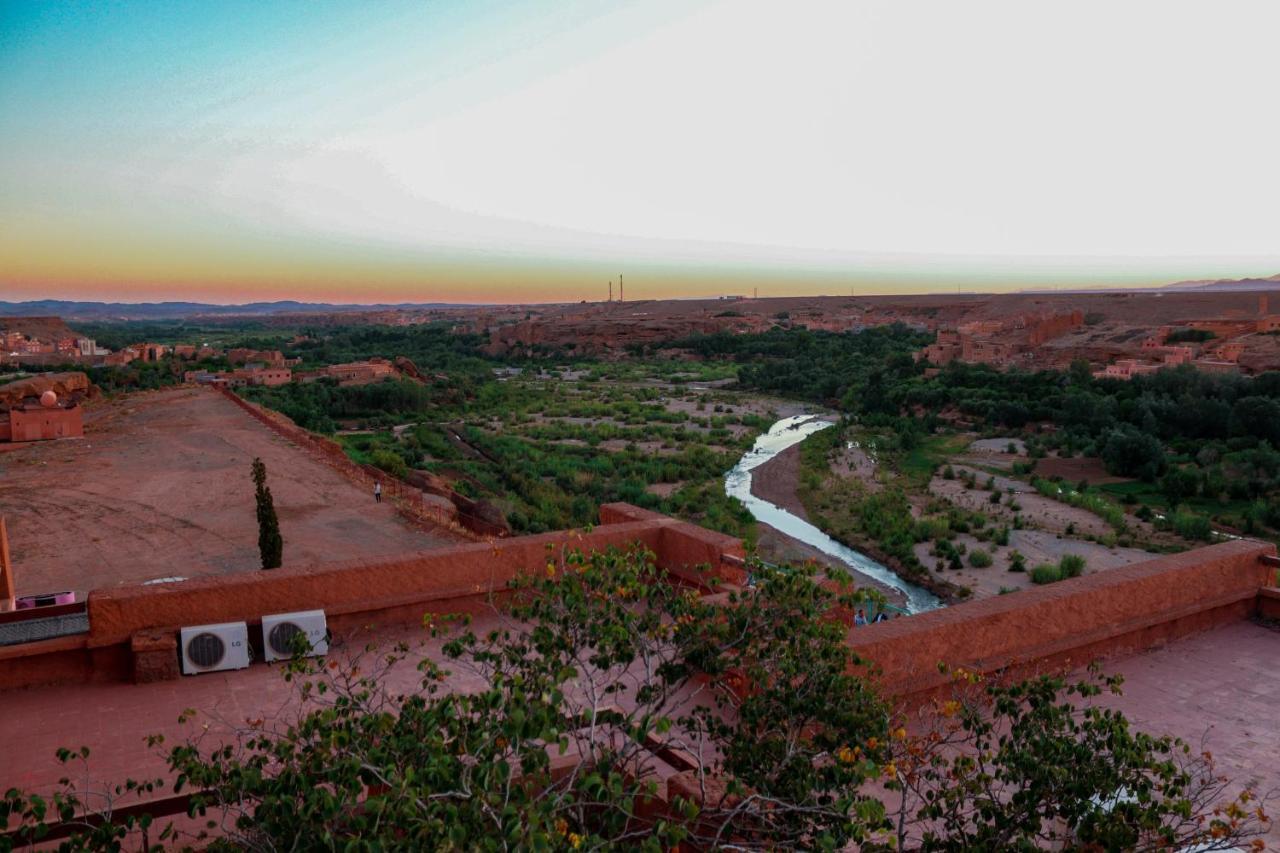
left=1, top=499, right=1277, bottom=845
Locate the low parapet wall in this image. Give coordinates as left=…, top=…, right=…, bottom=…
left=2, top=507, right=1273, bottom=696
left=0, top=504, right=746, bottom=690
left=846, top=538, right=1275, bottom=702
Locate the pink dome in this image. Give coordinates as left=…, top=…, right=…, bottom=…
left=39, top=390, right=58, bottom=408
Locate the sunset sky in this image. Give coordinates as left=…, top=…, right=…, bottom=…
left=3, top=0, right=1278, bottom=305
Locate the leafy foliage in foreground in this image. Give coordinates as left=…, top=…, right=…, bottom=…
left=1, top=550, right=1270, bottom=850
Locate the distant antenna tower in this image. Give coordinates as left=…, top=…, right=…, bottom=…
left=754, top=287, right=758, bottom=299
left=619, top=274, right=624, bottom=302
left=608, top=280, right=613, bottom=302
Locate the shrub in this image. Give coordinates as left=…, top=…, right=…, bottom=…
left=1059, top=554, right=1086, bottom=578
left=252, top=457, right=283, bottom=570
left=968, top=549, right=993, bottom=568
left=1031, top=564, right=1062, bottom=585
left=370, top=448, right=408, bottom=479
left=1008, top=551, right=1027, bottom=572
left=1172, top=510, right=1212, bottom=541
left=914, top=517, right=951, bottom=541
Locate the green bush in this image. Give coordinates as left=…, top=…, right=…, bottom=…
left=1059, top=554, right=1086, bottom=578
left=1031, top=564, right=1062, bottom=585
left=1172, top=510, right=1212, bottom=541
left=1008, top=551, right=1027, bottom=572
left=370, top=448, right=408, bottom=479
left=968, top=549, right=993, bottom=568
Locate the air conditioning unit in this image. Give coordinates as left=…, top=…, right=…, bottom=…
left=261, top=610, right=329, bottom=662
left=180, top=622, right=250, bottom=675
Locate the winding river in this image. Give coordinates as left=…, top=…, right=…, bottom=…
left=724, top=415, right=942, bottom=613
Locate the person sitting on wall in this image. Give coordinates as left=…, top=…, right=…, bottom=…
left=853, top=608, right=867, bottom=627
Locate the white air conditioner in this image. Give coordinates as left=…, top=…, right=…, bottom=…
left=180, top=622, right=251, bottom=675
left=261, top=610, right=329, bottom=662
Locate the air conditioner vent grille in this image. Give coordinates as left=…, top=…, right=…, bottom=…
left=186, top=632, right=226, bottom=669
left=268, top=621, right=304, bottom=657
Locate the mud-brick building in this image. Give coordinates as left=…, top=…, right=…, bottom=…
left=0, top=399, right=83, bottom=442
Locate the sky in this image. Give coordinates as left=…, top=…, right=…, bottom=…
left=2, top=0, right=1279, bottom=305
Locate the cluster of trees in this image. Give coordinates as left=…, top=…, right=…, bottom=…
left=1, top=550, right=1267, bottom=850
left=675, top=325, right=930, bottom=409
left=286, top=324, right=491, bottom=373
left=240, top=376, right=478, bottom=433
left=894, top=362, right=1280, bottom=461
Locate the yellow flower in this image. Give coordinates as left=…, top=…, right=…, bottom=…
left=555, top=818, right=568, bottom=836
left=882, top=761, right=898, bottom=778
left=546, top=563, right=556, bottom=578
left=893, top=727, right=908, bottom=741
left=837, top=746, right=856, bottom=764
left=568, top=832, right=583, bottom=849
left=940, top=700, right=960, bottom=718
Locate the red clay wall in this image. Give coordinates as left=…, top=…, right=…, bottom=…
left=1259, top=587, right=1280, bottom=620
left=0, top=503, right=746, bottom=691
left=86, top=506, right=743, bottom=649
left=7, top=405, right=82, bottom=441
left=846, top=539, right=1274, bottom=702
left=86, top=519, right=667, bottom=649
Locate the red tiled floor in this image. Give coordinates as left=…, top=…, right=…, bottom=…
left=0, top=617, right=496, bottom=797
left=1087, top=620, right=1280, bottom=845
left=4, top=617, right=1275, bottom=845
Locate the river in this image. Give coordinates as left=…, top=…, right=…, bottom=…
left=724, top=415, right=942, bottom=613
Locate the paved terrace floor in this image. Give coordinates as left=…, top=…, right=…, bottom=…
left=0, top=387, right=465, bottom=596
left=2, top=616, right=1276, bottom=841
left=1088, top=619, right=1280, bottom=845
left=0, top=616, right=501, bottom=797
left=0, top=609, right=721, bottom=838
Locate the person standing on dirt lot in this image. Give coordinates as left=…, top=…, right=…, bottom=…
left=374, top=481, right=382, bottom=503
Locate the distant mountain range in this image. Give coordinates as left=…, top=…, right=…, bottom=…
left=0, top=299, right=472, bottom=321
left=4, top=274, right=1280, bottom=321
left=1161, top=274, right=1280, bottom=291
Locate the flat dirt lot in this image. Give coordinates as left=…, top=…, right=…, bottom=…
left=0, top=387, right=465, bottom=596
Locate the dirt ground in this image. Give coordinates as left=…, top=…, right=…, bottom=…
left=915, top=529, right=1155, bottom=598
left=0, top=387, right=465, bottom=596
left=928, top=465, right=1117, bottom=539
left=1031, top=454, right=1131, bottom=485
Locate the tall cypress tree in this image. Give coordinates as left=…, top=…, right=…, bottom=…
left=252, top=457, right=283, bottom=570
